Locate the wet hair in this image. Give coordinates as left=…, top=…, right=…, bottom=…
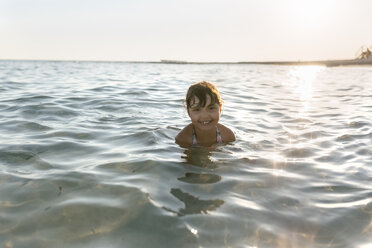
left=185, top=81, right=223, bottom=109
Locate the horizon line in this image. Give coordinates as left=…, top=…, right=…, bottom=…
left=1, top=57, right=371, bottom=66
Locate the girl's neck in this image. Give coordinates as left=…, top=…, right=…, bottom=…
left=193, top=125, right=217, bottom=145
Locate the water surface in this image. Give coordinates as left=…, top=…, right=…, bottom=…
left=0, top=60, right=371, bottom=248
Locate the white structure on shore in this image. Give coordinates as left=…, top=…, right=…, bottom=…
left=355, top=46, right=372, bottom=60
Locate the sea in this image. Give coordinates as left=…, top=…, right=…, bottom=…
left=0, top=60, right=371, bottom=248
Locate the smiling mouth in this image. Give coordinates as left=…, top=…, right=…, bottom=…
left=200, top=121, right=211, bottom=125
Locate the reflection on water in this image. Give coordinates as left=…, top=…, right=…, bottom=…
left=178, top=172, right=221, bottom=184
left=169, top=146, right=225, bottom=216
left=288, top=66, right=320, bottom=100
left=285, top=66, right=323, bottom=116
left=181, top=147, right=220, bottom=169
left=168, top=188, right=224, bottom=216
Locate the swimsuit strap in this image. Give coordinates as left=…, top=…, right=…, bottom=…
left=192, top=126, right=198, bottom=145
left=216, top=126, right=223, bottom=143
left=192, top=125, right=223, bottom=145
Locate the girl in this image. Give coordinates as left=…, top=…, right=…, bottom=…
left=176, top=81, right=236, bottom=147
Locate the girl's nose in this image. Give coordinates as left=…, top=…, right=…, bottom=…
left=200, top=109, right=209, bottom=116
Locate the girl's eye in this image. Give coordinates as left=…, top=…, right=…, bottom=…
left=193, top=108, right=200, bottom=112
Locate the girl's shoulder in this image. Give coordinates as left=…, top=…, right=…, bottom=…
left=217, top=123, right=236, bottom=143
left=175, top=124, right=193, bottom=147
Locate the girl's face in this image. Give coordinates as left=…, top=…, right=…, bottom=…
left=188, top=95, right=221, bottom=131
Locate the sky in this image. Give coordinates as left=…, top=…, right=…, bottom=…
left=1, top=0, right=372, bottom=62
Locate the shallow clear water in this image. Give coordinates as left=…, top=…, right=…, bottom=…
left=0, top=60, right=371, bottom=248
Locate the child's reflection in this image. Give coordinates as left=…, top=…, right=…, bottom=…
left=168, top=188, right=224, bottom=216
left=164, top=147, right=224, bottom=216
left=181, top=147, right=219, bottom=169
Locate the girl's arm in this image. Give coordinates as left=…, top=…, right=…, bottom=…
left=175, top=124, right=193, bottom=147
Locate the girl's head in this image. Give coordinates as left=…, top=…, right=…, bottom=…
left=185, top=81, right=223, bottom=131
left=185, top=81, right=223, bottom=110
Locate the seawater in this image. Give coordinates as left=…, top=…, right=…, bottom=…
left=0, top=60, right=371, bottom=248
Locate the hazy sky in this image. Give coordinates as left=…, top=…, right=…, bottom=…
left=1, top=0, right=372, bottom=62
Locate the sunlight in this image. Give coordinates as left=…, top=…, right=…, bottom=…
left=287, top=66, right=323, bottom=115
left=270, top=151, right=287, bottom=170
left=289, top=0, right=337, bottom=28
left=290, top=66, right=318, bottom=100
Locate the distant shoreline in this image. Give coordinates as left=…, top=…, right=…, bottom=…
left=1, top=58, right=372, bottom=67
left=238, top=59, right=372, bottom=67
left=159, top=59, right=372, bottom=67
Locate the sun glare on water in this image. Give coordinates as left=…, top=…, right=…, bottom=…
left=286, top=66, right=324, bottom=116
